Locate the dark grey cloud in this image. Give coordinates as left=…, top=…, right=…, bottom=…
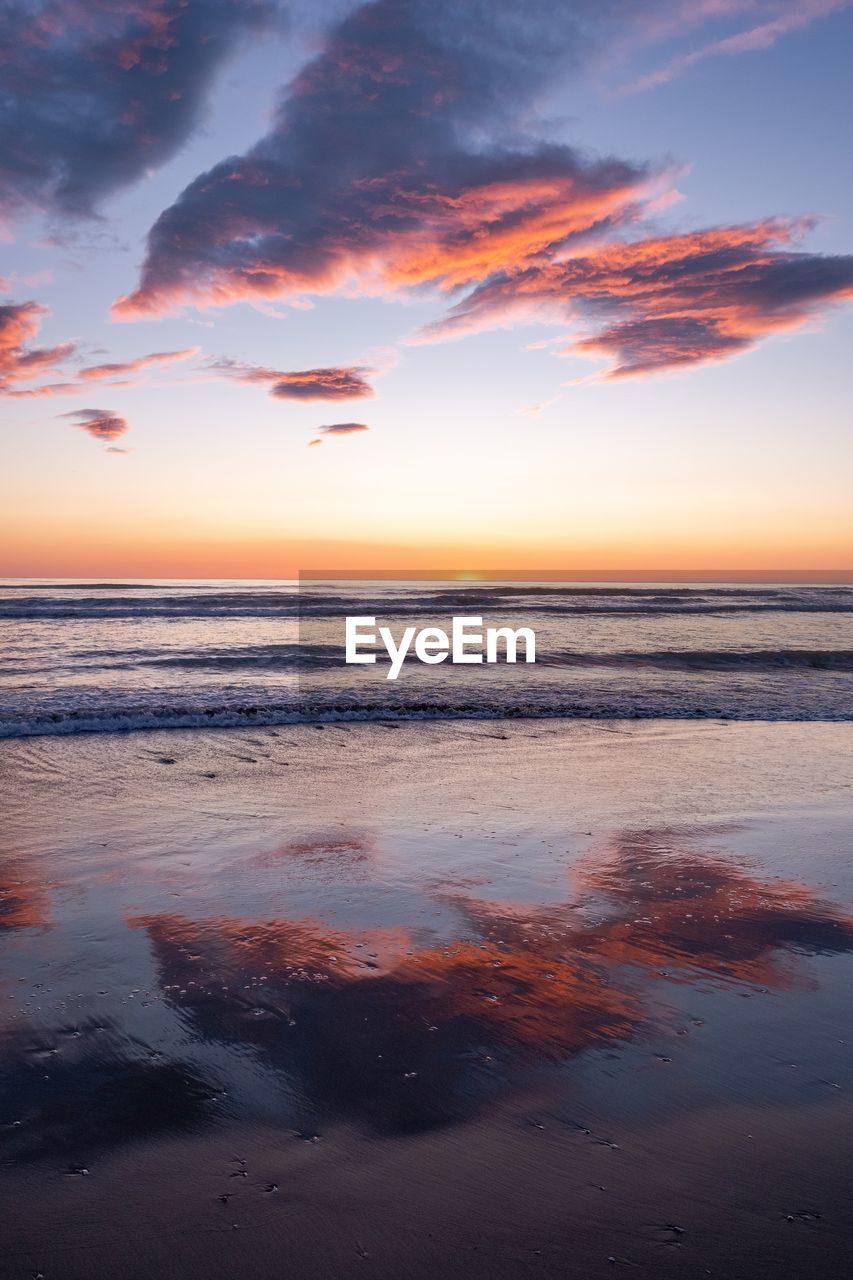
left=0, top=0, right=275, bottom=220
left=115, top=0, right=654, bottom=315
left=110, top=0, right=853, bottom=378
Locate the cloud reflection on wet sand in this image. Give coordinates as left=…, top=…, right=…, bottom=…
left=574, top=828, right=853, bottom=986
left=122, top=827, right=853, bottom=1136
left=0, top=860, right=51, bottom=930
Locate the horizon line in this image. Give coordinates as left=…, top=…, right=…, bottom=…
left=3, top=569, right=852, bottom=585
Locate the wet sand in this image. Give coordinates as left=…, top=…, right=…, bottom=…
left=2, top=720, right=853, bottom=1278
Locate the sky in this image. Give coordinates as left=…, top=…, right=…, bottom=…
left=1, top=0, right=852, bottom=577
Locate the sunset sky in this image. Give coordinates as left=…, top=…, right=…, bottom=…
left=1, top=0, right=852, bottom=576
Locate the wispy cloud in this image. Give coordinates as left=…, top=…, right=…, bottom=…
left=315, top=421, right=370, bottom=437
left=79, top=347, right=199, bottom=380
left=621, top=0, right=851, bottom=94
left=5, top=381, right=82, bottom=399
left=308, top=421, right=371, bottom=445
left=211, top=359, right=376, bottom=401
left=518, top=398, right=559, bottom=416
left=0, top=300, right=74, bottom=390
left=0, top=306, right=202, bottom=403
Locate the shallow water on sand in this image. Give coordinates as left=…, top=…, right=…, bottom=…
left=1, top=720, right=853, bottom=1278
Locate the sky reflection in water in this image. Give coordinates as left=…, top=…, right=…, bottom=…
left=3, top=816, right=853, bottom=1161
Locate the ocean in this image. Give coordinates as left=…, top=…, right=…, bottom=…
left=3, top=593, right=853, bottom=1278
left=1, top=578, right=852, bottom=737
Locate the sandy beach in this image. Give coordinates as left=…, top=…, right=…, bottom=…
left=3, top=0, right=852, bottom=1271
left=2, top=719, right=852, bottom=1278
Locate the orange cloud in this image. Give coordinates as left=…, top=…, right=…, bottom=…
left=113, top=158, right=657, bottom=318
left=0, top=300, right=74, bottom=390
left=0, top=324, right=199, bottom=400
left=107, top=0, right=853, bottom=383
left=111, top=0, right=657, bottom=319
left=422, top=217, right=853, bottom=376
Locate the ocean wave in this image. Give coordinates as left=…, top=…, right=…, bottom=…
left=3, top=583, right=852, bottom=735
left=0, top=582, right=182, bottom=590
left=2, top=696, right=852, bottom=737
left=541, top=649, right=853, bottom=671
left=3, top=597, right=853, bottom=620
left=57, top=644, right=339, bottom=674
left=8, top=644, right=852, bottom=678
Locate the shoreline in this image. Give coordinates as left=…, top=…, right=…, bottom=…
left=2, top=719, right=853, bottom=1278
left=3, top=707, right=853, bottom=743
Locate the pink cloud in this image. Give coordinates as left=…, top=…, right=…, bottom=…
left=420, top=217, right=853, bottom=377
left=5, top=381, right=81, bottom=398
left=61, top=407, right=129, bottom=442
left=0, top=300, right=74, bottom=390
left=78, top=346, right=199, bottom=379
left=621, top=0, right=851, bottom=94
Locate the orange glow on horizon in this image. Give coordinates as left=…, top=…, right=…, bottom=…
left=1, top=523, right=851, bottom=581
